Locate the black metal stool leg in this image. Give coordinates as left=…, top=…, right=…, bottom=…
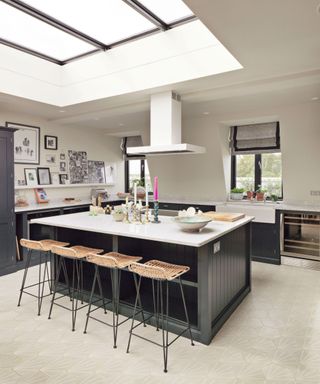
left=126, top=274, right=142, bottom=353
left=37, top=252, right=43, bottom=316
left=71, top=260, right=81, bottom=331
left=38, top=253, right=49, bottom=316
left=133, top=273, right=146, bottom=327
left=80, top=260, right=84, bottom=304
left=17, top=249, right=32, bottom=307
left=110, top=268, right=120, bottom=348
left=84, top=264, right=98, bottom=334
left=159, top=280, right=168, bottom=373
left=61, top=258, right=72, bottom=300
left=96, top=266, right=107, bottom=314
left=178, top=277, right=194, bottom=346
left=48, top=256, right=62, bottom=319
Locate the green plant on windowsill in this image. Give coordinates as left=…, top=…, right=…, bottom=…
left=230, top=188, right=245, bottom=200
left=256, top=185, right=267, bottom=201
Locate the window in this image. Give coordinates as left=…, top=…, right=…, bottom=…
left=125, top=159, right=152, bottom=193
left=231, top=153, right=282, bottom=197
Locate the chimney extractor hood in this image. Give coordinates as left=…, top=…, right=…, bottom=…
left=127, top=91, right=206, bottom=156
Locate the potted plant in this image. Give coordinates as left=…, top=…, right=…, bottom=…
left=230, top=188, right=245, bottom=200
left=256, top=186, right=267, bottom=201
left=112, top=205, right=125, bottom=221
left=246, top=190, right=254, bottom=200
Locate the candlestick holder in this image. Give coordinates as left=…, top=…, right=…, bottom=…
left=153, top=200, right=160, bottom=223
left=144, top=205, right=150, bottom=223
left=122, top=204, right=130, bottom=224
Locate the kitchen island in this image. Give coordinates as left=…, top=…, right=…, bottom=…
left=31, top=212, right=253, bottom=345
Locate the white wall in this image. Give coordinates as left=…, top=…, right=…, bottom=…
left=146, top=101, right=320, bottom=204
left=0, top=110, right=124, bottom=204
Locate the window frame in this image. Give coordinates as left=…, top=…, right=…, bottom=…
left=231, top=153, right=283, bottom=199
left=125, top=158, right=145, bottom=193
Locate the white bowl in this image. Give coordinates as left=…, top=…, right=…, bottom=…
left=173, top=216, right=212, bottom=232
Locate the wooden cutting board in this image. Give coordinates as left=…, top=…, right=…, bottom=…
left=202, top=211, right=245, bottom=222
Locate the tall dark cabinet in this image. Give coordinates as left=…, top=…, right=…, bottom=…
left=0, top=128, right=15, bottom=272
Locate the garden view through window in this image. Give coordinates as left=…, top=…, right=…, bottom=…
left=235, top=153, right=282, bottom=197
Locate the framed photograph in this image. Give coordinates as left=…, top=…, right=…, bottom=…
left=6, top=122, right=40, bottom=164
left=44, top=135, right=58, bottom=150
left=51, top=172, right=60, bottom=185
left=60, top=161, right=66, bottom=172
left=37, top=167, right=51, bottom=185
left=60, top=153, right=65, bottom=160
left=34, top=188, right=49, bottom=204
left=46, top=154, right=56, bottom=164
left=59, top=174, right=69, bottom=185
left=24, top=168, right=38, bottom=186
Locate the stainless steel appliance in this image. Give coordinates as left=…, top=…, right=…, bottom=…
left=281, top=212, right=320, bottom=261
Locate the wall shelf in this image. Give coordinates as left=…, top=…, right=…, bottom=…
left=15, top=183, right=112, bottom=190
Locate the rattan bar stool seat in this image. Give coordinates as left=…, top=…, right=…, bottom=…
left=20, top=239, right=70, bottom=252
left=87, top=252, right=142, bottom=269
left=129, top=260, right=190, bottom=281
left=52, top=245, right=103, bottom=259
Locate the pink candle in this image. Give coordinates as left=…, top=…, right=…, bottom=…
left=154, top=176, right=159, bottom=201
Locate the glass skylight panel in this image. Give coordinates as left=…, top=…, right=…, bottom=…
left=139, top=0, right=194, bottom=23
left=22, top=0, right=156, bottom=45
left=0, top=2, right=95, bottom=61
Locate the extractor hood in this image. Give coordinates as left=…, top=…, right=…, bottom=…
left=126, top=91, right=206, bottom=156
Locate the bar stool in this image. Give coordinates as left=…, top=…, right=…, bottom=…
left=18, top=239, right=70, bottom=316
left=49, top=245, right=103, bottom=331
left=84, top=252, right=145, bottom=348
left=127, top=260, right=194, bottom=373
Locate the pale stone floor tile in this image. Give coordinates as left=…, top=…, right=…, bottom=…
left=3, top=262, right=320, bottom=382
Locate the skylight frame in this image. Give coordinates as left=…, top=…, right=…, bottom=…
left=0, top=0, right=197, bottom=65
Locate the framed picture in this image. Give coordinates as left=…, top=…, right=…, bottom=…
left=51, top=172, right=60, bottom=185
left=37, top=167, right=51, bottom=185
left=44, top=135, right=58, bottom=150
left=59, top=174, right=69, bottom=185
left=60, top=153, right=65, bottom=160
left=24, top=168, right=38, bottom=186
left=6, top=122, right=40, bottom=164
left=34, top=188, right=49, bottom=204
left=45, top=154, right=56, bottom=164
left=60, top=161, right=66, bottom=172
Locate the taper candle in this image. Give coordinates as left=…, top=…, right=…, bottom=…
left=133, top=182, right=137, bottom=205
left=154, top=176, right=158, bottom=200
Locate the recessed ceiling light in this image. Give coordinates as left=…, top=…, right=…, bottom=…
left=118, top=123, right=125, bottom=126
left=202, top=112, right=210, bottom=115
left=59, top=110, right=65, bottom=113
left=93, top=117, right=100, bottom=120
left=311, top=97, right=319, bottom=101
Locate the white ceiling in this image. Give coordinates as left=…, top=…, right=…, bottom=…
left=1, top=0, right=319, bottom=131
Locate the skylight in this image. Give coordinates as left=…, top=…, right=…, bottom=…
left=0, top=2, right=96, bottom=61
left=0, top=0, right=196, bottom=65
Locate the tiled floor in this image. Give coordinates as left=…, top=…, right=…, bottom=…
left=1, top=262, right=320, bottom=384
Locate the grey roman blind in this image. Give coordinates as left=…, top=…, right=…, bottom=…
left=121, top=136, right=145, bottom=160
left=229, top=122, right=280, bottom=155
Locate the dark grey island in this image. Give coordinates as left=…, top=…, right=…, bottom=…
left=31, top=213, right=253, bottom=345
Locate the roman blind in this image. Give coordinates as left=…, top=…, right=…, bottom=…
left=121, top=136, right=145, bottom=159
left=229, top=122, right=280, bottom=155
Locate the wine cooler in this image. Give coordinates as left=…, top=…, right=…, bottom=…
left=281, top=213, right=320, bottom=261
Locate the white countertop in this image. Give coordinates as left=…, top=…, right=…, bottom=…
left=15, top=197, right=123, bottom=213
left=30, top=212, right=254, bottom=248
left=275, top=203, right=320, bottom=213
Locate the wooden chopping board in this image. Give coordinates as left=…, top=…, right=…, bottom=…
left=202, top=211, right=245, bottom=222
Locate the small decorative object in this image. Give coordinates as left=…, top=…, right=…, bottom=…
left=60, top=153, right=65, bottom=160
left=60, top=161, right=66, bottom=172
left=112, top=206, right=125, bottom=222
left=37, top=167, right=51, bottom=185
left=17, top=179, right=26, bottom=186
left=15, top=192, right=28, bottom=207
left=46, top=154, right=56, bottom=164
left=44, top=135, right=58, bottom=150
left=59, top=174, right=68, bottom=184
left=105, top=205, right=112, bottom=214
left=174, top=216, right=212, bottom=232
left=34, top=188, right=49, bottom=204
left=24, top=168, right=38, bottom=186
left=6, top=122, right=40, bottom=164
left=144, top=205, right=150, bottom=223
left=256, top=186, right=267, bottom=201
left=130, top=179, right=146, bottom=198
left=230, top=188, right=244, bottom=200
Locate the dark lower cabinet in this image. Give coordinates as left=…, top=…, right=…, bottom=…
left=0, top=128, right=15, bottom=271
left=251, top=222, right=280, bottom=264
